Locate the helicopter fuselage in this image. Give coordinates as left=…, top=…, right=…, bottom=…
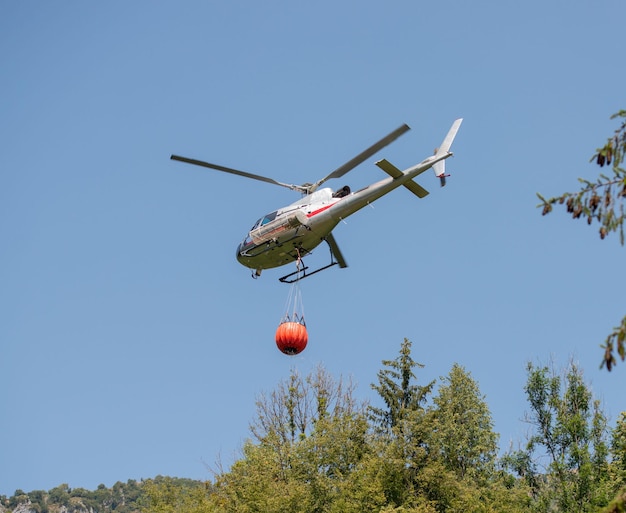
left=171, top=118, right=463, bottom=280
left=236, top=152, right=447, bottom=272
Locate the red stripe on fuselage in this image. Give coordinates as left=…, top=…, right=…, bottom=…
left=306, top=204, right=334, bottom=218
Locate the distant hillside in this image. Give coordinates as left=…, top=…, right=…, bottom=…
left=0, top=478, right=203, bottom=513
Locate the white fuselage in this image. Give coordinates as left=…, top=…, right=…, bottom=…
left=236, top=152, right=448, bottom=271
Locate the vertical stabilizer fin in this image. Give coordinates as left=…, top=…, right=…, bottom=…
left=433, top=118, right=463, bottom=186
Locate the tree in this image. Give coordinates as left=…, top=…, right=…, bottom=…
left=213, top=365, right=369, bottom=513
left=142, top=477, right=215, bottom=513
left=369, top=338, right=435, bottom=435
left=605, top=412, right=626, bottom=511
left=612, top=412, right=626, bottom=483
left=428, top=363, right=498, bottom=481
left=47, top=485, right=70, bottom=508
left=538, top=110, right=626, bottom=370
left=134, top=342, right=548, bottom=512
left=505, top=360, right=611, bottom=512
left=367, top=339, right=438, bottom=508
left=251, top=365, right=360, bottom=443
left=367, top=341, right=526, bottom=512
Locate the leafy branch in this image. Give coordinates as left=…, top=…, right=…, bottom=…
left=537, top=111, right=626, bottom=371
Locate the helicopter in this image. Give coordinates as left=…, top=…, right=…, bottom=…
left=171, top=118, right=463, bottom=282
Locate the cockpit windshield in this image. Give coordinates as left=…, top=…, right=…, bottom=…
left=250, top=210, right=278, bottom=231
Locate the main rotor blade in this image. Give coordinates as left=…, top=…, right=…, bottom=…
left=308, top=123, right=410, bottom=192
left=170, top=155, right=302, bottom=192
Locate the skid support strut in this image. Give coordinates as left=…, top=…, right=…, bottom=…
left=278, top=237, right=346, bottom=283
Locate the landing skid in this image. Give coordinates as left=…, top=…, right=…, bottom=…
left=278, top=261, right=339, bottom=283
left=278, top=234, right=348, bottom=283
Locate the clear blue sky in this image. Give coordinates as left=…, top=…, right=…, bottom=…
left=1, top=1, right=625, bottom=496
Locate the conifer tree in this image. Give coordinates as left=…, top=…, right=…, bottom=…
left=369, top=338, right=434, bottom=435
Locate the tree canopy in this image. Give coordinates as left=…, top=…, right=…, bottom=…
left=141, top=341, right=626, bottom=512
left=5, top=342, right=626, bottom=513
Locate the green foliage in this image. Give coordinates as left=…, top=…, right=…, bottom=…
left=210, top=365, right=371, bottom=513
left=537, top=110, right=626, bottom=370
left=203, top=341, right=533, bottom=512
left=366, top=340, right=525, bottom=512
left=428, top=364, right=498, bottom=481
left=504, top=360, right=612, bottom=512
left=610, top=413, right=626, bottom=493
left=250, top=364, right=360, bottom=443
left=2, top=478, right=203, bottom=513
left=369, top=338, right=435, bottom=435
left=10, top=342, right=626, bottom=513
left=141, top=478, right=214, bottom=513
left=602, top=488, right=626, bottom=513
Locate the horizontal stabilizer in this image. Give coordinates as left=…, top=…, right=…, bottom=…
left=376, top=159, right=429, bottom=198
left=403, top=179, right=430, bottom=198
